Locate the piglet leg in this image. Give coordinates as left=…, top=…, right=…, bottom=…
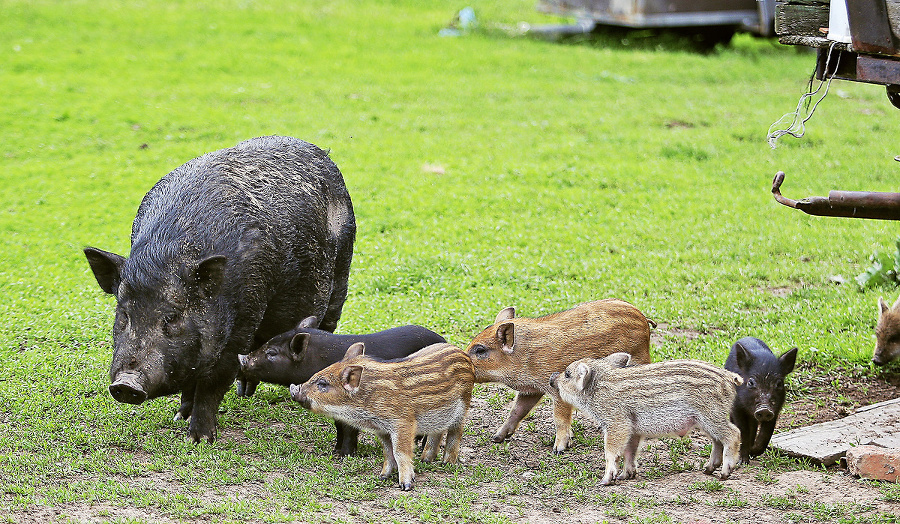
left=492, top=392, right=543, bottom=443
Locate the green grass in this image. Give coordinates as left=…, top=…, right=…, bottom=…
left=2, top=0, right=900, bottom=522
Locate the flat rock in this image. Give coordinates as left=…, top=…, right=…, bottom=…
left=770, top=397, right=900, bottom=465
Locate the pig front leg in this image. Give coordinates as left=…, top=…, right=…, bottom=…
left=391, top=426, right=418, bottom=491
left=732, top=414, right=758, bottom=463
left=235, top=377, right=259, bottom=397
left=334, top=421, right=360, bottom=457
left=174, top=388, right=194, bottom=422
left=377, top=433, right=398, bottom=480
left=492, top=392, right=543, bottom=443
left=749, top=418, right=776, bottom=458
left=550, top=397, right=575, bottom=454
left=186, top=359, right=238, bottom=443
left=600, top=428, right=627, bottom=486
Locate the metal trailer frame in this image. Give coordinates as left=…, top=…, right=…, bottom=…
left=538, top=0, right=776, bottom=36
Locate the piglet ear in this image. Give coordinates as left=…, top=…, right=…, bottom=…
left=84, top=247, right=125, bottom=295
left=734, top=342, right=753, bottom=372
left=343, top=342, right=366, bottom=360
left=605, top=352, right=632, bottom=368
left=297, top=316, right=319, bottom=329
left=574, top=362, right=594, bottom=392
left=496, top=322, right=515, bottom=353
left=891, top=294, right=900, bottom=311
left=880, top=297, right=890, bottom=317
left=779, top=347, right=798, bottom=375
left=290, top=333, right=310, bottom=357
left=191, top=255, right=227, bottom=299
left=495, top=306, right=515, bottom=324
left=341, top=365, right=363, bottom=393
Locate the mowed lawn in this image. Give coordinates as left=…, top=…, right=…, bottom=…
left=1, top=0, right=899, bottom=522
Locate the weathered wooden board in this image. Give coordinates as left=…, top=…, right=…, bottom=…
left=770, top=397, right=900, bottom=465
left=775, top=3, right=829, bottom=37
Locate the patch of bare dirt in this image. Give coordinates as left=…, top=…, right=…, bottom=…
left=6, top=365, right=900, bottom=523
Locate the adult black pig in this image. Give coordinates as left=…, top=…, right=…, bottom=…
left=724, top=337, right=797, bottom=463
left=236, top=315, right=446, bottom=456
left=84, top=135, right=356, bottom=443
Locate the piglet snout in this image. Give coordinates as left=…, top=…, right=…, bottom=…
left=549, top=372, right=560, bottom=389
left=754, top=406, right=775, bottom=422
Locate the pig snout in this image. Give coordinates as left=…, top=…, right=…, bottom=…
left=289, top=383, right=311, bottom=409
left=872, top=353, right=887, bottom=366
left=754, top=405, right=775, bottom=422
left=549, top=372, right=560, bottom=389
left=109, top=373, right=148, bottom=405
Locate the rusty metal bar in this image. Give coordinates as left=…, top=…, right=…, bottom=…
left=771, top=171, right=900, bottom=220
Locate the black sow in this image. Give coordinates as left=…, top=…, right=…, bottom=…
left=724, top=337, right=797, bottom=463
left=84, top=136, right=356, bottom=443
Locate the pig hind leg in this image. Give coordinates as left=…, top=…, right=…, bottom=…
left=492, top=392, right=543, bottom=443
left=319, top=235, right=353, bottom=333
left=550, top=397, right=575, bottom=454
left=421, top=432, right=445, bottom=463
left=443, top=422, right=465, bottom=464
left=618, top=434, right=643, bottom=480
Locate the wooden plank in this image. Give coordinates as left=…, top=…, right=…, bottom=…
left=770, top=397, right=900, bottom=466
left=776, top=4, right=829, bottom=37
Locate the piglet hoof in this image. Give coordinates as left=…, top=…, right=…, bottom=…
left=173, top=411, right=191, bottom=423
left=400, top=481, right=414, bottom=491
left=599, top=477, right=615, bottom=486
left=490, top=432, right=511, bottom=444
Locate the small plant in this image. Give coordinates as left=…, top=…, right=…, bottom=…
left=690, top=479, right=725, bottom=492
left=856, top=239, right=900, bottom=288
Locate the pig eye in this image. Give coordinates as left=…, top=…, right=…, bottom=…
left=746, top=378, right=757, bottom=388
left=470, top=344, right=489, bottom=358
left=564, top=370, right=571, bottom=379
left=265, top=348, right=278, bottom=358
left=163, top=312, right=180, bottom=325
left=315, top=378, right=329, bottom=392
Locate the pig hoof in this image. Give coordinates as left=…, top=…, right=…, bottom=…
left=173, top=412, right=191, bottom=423
left=400, top=482, right=413, bottom=491
left=490, top=434, right=510, bottom=444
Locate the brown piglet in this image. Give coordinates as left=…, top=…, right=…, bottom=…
left=875, top=294, right=900, bottom=365
left=550, top=353, right=743, bottom=485
left=290, top=342, right=474, bottom=491
left=466, top=299, right=652, bottom=454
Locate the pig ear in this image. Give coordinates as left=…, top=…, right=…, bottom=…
left=605, top=352, right=632, bottom=368
left=192, top=255, right=227, bottom=299
left=779, top=347, right=798, bottom=375
left=495, top=307, right=515, bottom=324
left=297, top=316, right=319, bottom=329
left=734, top=342, right=753, bottom=371
left=496, top=322, right=515, bottom=353
left=84, top=247, right=125, bottom=295
left=290, top=333, right=310, bottom=356
left=343, top=342, right=366, bottom=360
left=341, top=365, right=363, bottom=393
left=892, top=294, right=900, bottom=311
left=574, top=362, right=594, bottom=392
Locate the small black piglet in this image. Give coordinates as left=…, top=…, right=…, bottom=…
left=724, top=337, right=797, bottom=463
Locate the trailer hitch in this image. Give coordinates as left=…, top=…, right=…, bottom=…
left=771, top=171, right=900, bottom=220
